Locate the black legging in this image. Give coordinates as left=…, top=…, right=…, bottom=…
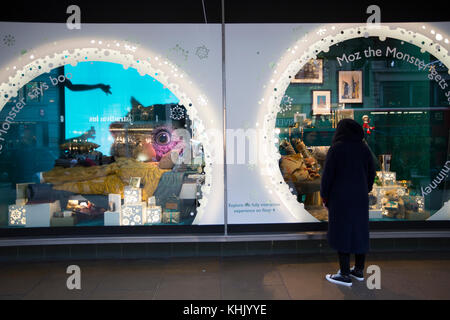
left=338, top=252, right=365, bottom=276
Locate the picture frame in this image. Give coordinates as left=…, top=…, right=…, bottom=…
left=311, top=90, right=332, bottom=115
left=335, top=109, right=355, bottom=122
left=291, top=59, right=323, bottom=84
left=294, top=113, right=307, bottom=125
left=129, top=177, right=141, bottom=188
left=338, top=71, right=363, bottom=103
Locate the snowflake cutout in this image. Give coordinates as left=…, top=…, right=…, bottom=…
left=170, top=105, right=185, bottom=120
left=316, top=28, right=327, bottom=36
left=197, top=95, right=208, bottom=106
left=170, top=44, right=189, bottom=61
left=3, top=34, right=15, bottom=47
left=195, top=45, right=209, bottom=60
left=279, top=94, right=294, bottom=114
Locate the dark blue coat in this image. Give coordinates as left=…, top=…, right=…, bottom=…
left=320, top=119, right=376, bottom=254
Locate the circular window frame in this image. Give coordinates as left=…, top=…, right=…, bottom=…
left=0, top=37, right=217, bottom=222
left=258, top=23, right=450, bottom=222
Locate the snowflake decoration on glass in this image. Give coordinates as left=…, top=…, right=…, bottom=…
left=3, top=34, right=15, bottom=47
left=195, top=45, right=210, bottom=60
left=279, top=94, right=294, bottom=114
left=170, top=105, right=185, bottom=120
left=316, top=28, right=327, bottom=36
left=169, top=44, right=189, bottom=61
left=197, top=95, right=208, bottom=106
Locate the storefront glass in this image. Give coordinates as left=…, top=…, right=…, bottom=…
left=0, top=61, right=207, bottom=227
left=0, top=22, right=449, bottom=234
left=276, top=36, right=449, bottom=222
left=0, top=23, right=224, bottom=230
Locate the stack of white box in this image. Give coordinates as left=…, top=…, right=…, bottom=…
left=121, top=186, right=147, bottom=226
left=8, top=183, right=60, bottom=228
left=104, top=193, right=122, bottom=226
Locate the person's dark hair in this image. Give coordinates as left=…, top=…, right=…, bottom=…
left=332, top=118, right=364, bottom=145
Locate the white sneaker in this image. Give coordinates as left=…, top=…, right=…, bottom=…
left=325, top=273, right=352, bottom=287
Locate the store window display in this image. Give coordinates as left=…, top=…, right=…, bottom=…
left=0, top=61, right=205, bottom=228
left=276, top=37, right=449, bottom=222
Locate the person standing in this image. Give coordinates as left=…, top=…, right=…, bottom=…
left=320, top=118, right=376, bottom=287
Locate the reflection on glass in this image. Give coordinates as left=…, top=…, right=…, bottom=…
left=0, top=61, right=205, bottom=228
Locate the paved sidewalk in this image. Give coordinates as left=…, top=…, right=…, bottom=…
left=0, top=251, right=449, bottom=300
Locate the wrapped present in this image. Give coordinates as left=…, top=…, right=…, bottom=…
left=165, top=195, right=180, bottom=211
left=8, top=205, right=27, bottom=226
left=162, top=210, right=180, bottom=224
left=108, top=193, right=122, bottom=213
left=146, top=205, right=162, bottom=224
left=124, top=186, right=142, bottom=204
left=369, top=209, right=383, bottom=219
left=104, top=211, right=121, bottom=226
left=376, top=171, right=396, bottom=186
left=22, top=200, right=61, bottom=228
left=121, top=202, right=146, bottom=226
left=148, top=196, right=156, bottom=206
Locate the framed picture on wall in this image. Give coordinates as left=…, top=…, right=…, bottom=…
left=338, top=70, right=363, bottom=103
left=311, top=90, right=331, bottom=115
left=291, top=59, right=323, bottom=84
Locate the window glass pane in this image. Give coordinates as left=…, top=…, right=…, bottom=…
left=0, top=62, right=208, bottom=228
left=275, top=36, right=449, bottom=222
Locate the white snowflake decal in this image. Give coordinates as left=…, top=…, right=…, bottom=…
left=316, top=28, right=327, bottom=36
left=195, top=45, right=210, bottom=60
left=170, top=105, right=185, bottom=120
left=3, top=34, right=15, bottom=47
left=279, top=94, right=294, bottom=114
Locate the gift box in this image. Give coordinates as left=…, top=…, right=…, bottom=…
left=8, top=205, right=27, bottom=226
left=104, top=211, right=121, bottom=226
left=121, top=202, right=146, bottom=226
left=376, top=171, right=396, bottom=186
left=108, top=193, right=122, bottom=213
left=124, top=186, right=142, bottom=204
left=369, top=209, right=382, bottom=219
left=162, top=210, right=180, bottom=224
left=164, top=195, right=180, bottom=211
left=146, top=205, right=162, bottom=224
left=25, top=200, right=61, bottom=227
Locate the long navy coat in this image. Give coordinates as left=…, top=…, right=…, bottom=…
left=320, top=119, right=376, bottom=254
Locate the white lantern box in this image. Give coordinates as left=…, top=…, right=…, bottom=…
left=27, top=201, right=61, bottom=228
left=9, top=200, right=61, bottom=228
left=108, top=193, right=122, bottom=213
left=121, top=202, right=147, bottom=226
left=124, top=186, right=142, bottom=204
left=376, top=171, right=396, bottom=186
left=369, top=209, right=383, bottom=219
left=104, top=211, right=121, bottom=226
left=146, top=205, right=162, bottom=224
left=8, top=205, right=27, bottom=226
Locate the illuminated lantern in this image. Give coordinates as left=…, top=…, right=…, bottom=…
left=121, top=202, right=146, bottom=226
left=8, top=205, right=26, bottom=226
left=124, top=186, right=142, bottom=204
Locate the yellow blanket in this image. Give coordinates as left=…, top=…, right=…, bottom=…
left=43, top=157, right=169, bottom=201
